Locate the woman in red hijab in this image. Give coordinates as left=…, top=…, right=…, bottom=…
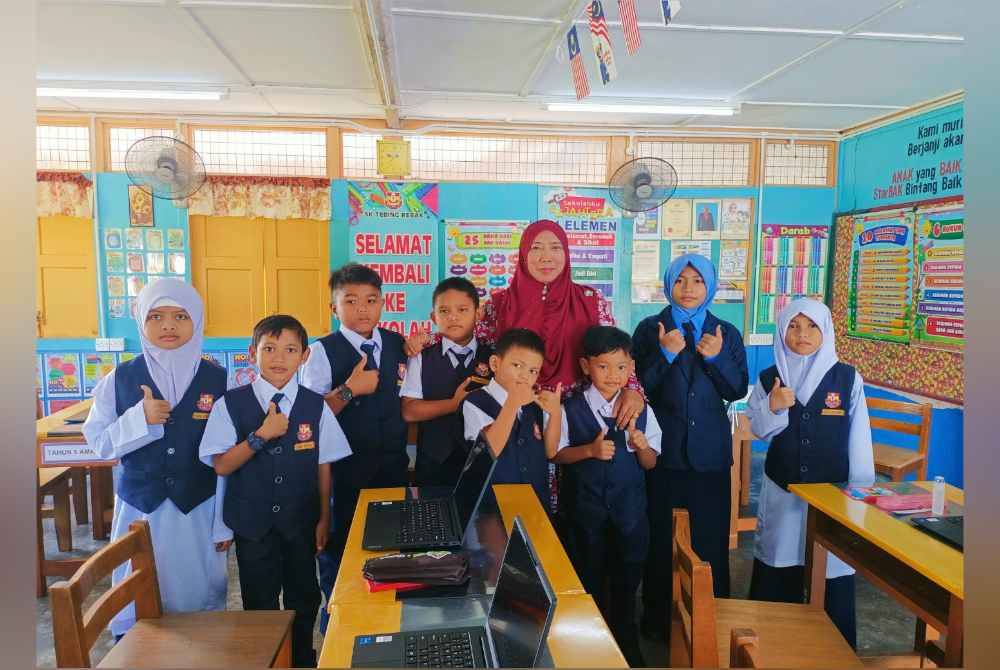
left=408, top=219, right=644, bottom=422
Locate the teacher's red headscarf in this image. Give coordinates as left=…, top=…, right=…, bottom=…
left=491, top=219, right=600, bottom=388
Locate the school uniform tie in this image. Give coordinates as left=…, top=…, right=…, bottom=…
left=450, top=346, right=472, bottom=369
left=681, top=322, right=697, bottom=379
left=360, top=341, right=378, bottom=371
left=270, top=392, right=285, bottom=414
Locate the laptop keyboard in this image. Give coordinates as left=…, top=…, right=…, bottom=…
left=397, top=501, right=450, bottom=545
left=404, top=631, right=475, bottom=668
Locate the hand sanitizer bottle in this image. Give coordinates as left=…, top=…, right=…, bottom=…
left=931, top=475, right=946, bottom=515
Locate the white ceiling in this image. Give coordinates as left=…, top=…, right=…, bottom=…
left=36, top=0, right=964, bottom=132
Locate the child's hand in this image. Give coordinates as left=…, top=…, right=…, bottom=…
left=658, top=322, right=686, bottom=355
left=586, top=428, right=615, bottom=461
left=140, top=385, right=171, bottom=425
left=257, top=402, right=289, bottom=440
left=315, top=518, right=330, bottom=555
left=346, top=354, right=379, bottom=396
left=627, top=417, right=649, bottom=451
left=404, top=331, right=432, bottom=357
left=451, top=377, right=476, bottom=408
left=768, top=377, right=796, bottom=413
left=215, top=539, right=232, bottom=552
left=535, top=383, right=563, bottom=416
left=696, top=325, right=724, bottom=359
left=507, top=382, right=538, bottom=408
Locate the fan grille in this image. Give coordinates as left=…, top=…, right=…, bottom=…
left=609, top=157, right=678, bottom=213
left=125, top=136, right=207, bottom=200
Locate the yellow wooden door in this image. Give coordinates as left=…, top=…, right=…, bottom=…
left=263, top=218, right=330, bottom=338
left=189, top=215, right=266, bottom=337
left=36, top=215, right=98, bottom=338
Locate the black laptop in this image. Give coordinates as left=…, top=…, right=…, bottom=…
left=352, top=516, right=557, bottom=668
left=911, top=515, right=964, bottom=550
left=362, top=439, right=498, bottom=551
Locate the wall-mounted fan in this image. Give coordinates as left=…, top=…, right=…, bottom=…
left=608, top=156, right=678, bottom=213
left=125, top=136, right=207, bottom=200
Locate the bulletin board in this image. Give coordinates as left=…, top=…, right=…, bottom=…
left=831, top=196, right=964, bottom=403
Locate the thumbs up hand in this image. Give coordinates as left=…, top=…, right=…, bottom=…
left=140, top=385, right=171, bottom=425
left=768, top=377, right=796, bottom=413
left=345, top=354, right=379, bottom=397
left=658, top=322, right=686, bottom=355
left=257, top=401, right=289, bottom=440
left=696, top=324, right=724, bottom=359
left=627, top=417, right=650, bottom=452
left=587, top=428, right=615, bottom=461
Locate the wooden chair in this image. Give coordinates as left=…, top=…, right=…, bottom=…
left=670, top=512, right=862, bottom=668
left=38, top=467, right=74, bottom=597
left=50, top=520, right=294, bottom=668
left=729, top=628, right=761, bottom=668
left=866, top=397, right=933, bottom=481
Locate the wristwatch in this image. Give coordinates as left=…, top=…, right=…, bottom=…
left=336, top=384, right=354, bottom=402
left=247, top=430, right=267, bottom=452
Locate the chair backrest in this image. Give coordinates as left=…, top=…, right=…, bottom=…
left=866, top=397, right=933, bottom=472
left=730, top=628, right=761, bottom=668
left=670, top=508, right=719, bottom=668
left=50, top=520, right=162, bottom=667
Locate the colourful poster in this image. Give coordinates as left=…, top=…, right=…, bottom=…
left=691, top=199, right=721, bottom=240
left=348, top=182, right=440, bottom=337
left=913, top=205, right=964, bottom=349
left=106, top=251, right=125, bottom=274
left=146, top=229, right=164, bottom=251
left=104, top=229, right=122, bottom=249
left=167, top=229, right=185, bottom=250
left=719, top=239, right=749, bottom=280
left=444, top=220, right=528, bottom=300
left=83, top=353, right=116, bottom=396
left=630, top=209, right=659, bottom=239
left=128, top=184, right=154, bottom=227
left=755, top=224, right=830, bottom=332
left=631, top=240, right=665, bottom=304
left=227, top=352, right=258, bottom=389
left=661, top=199, right=692, bottom=239
left=846, top=212, right=914, bottom=343
left=202, top=351, right=228, bottom=369
left=721, top=199, right=753, bottom=240
left=45, top=353, right=81, bottom=397
left=117, top=352, right=137, bottom=365
left=539, top=186, right=620, bottom=301
left=671, top=240, right=712, bottom=263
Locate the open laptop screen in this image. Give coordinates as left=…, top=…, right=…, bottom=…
left=451, top=438, right=497, bottom=534
left=486, top=518, right=555, bottom=668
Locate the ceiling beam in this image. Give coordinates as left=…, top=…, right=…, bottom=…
left=353, top=0, right=402, bottom=128
left=518, top=0, right=590, bottom=98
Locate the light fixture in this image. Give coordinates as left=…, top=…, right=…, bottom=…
left=37, top=88, right=225, bottom=101
left=546, top=102, right=737, bottom=116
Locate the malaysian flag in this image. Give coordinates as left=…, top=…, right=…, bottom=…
left=586, top=1, right=618, bottom=84
left=567, top=25, right=590, bottom=100
left=660, top=0, right=682, bottom=25
left=618, top=0, right=641, bottom=54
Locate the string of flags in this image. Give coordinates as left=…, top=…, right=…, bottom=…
left=567, top=0, right=682, bottom=100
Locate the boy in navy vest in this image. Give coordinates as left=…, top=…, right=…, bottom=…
left=551, top=326, right=661, bottom=667
left=746, top=298, right=874, bottom=649
left=461, top=328, right=562, bottom=512
left=199, top=315, right=352, bottom=667
left=299, top=262, right=409, bottom=634
left=400, top=277, right=493, bottom=487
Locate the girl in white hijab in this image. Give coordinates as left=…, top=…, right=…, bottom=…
left=83, top=278, right=230, bottom=639
left=746, top=298, right=874, bottom=649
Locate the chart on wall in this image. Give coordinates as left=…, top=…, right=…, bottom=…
left=913, top=204, right=964, bottom=350
left=539, top=186, right=619, bottom=301
left=846, top=211, right=914, bottom=344
left=753, top=224, right=830, bottom=333
left=444, top=220, right=528, bottom=300
left=347, top=181, right=440, bottom=336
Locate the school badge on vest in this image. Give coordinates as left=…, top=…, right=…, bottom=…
left=294, top=423, right=315, bottom=451
left=192, top=393, right=215, bottom=419
left=469, top=361, right=491, bottom=386
left=825, top=392, right=842, bottom=409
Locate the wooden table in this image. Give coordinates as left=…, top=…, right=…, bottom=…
left=319, top=593, right=626, bottom=668
left=791, top=482, right=964, bottom=667
left=36, top=398, right=116, bottom=541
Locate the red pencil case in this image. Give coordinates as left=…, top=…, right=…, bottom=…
left=364, top=578, right=428, bottom=593
left=874, top=494, right=932, bottom=511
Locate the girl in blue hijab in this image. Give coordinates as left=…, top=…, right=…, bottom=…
left=631, top=253, right=749, bottom=638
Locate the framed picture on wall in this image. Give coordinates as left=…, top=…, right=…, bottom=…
left=128, top=184, right=154, bottom=227
left=691, top=199, right=721, bottom=240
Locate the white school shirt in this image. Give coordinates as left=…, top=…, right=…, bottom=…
left=198, top=375, right=352, bottom=468
left=399, top=336, right=479, bottom=400
left=83, top=369, right=230, bottom=637
left=746, top=370, right=875, bottom=578
left=300, top=326, right=384, bottom=396
left=556, top=385, right=663, bottom=455
left=462, top=379, right=550, bottom=442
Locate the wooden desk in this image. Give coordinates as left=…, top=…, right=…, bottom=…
left=729, top=412, right=758, bottom=549
left=791, top=482, right=964, bottom=667
left=329, top=484, right=584, bottom=606
left=319, top=593, right=626, bottom=668
left=36, top=398, right=115, bottom=540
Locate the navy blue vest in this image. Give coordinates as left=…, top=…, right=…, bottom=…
left=319, top=329, right=408, bottom=489
left=222, top=384, right=325, bottom=540
left=114, top=356, right=225, bottom=514
left=462, top=389, right=550, bottom=512
left=759, top=363, right=854, bottom=491
left=417, top=340, right=493, bottom=464
left=562, top=394, right=648, bottom=532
